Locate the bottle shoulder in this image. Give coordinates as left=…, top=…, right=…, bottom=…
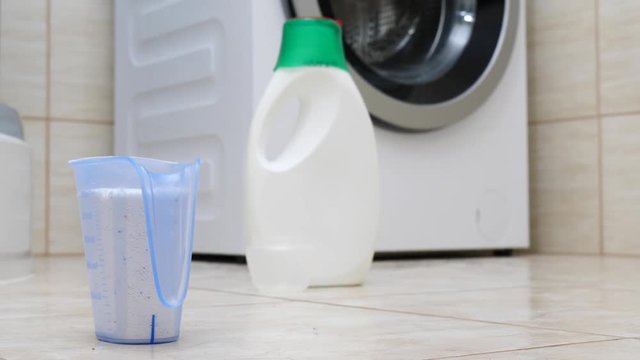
left=264, top=67, right=359, bottom=97
left=273, top=66, right=352, bottom=81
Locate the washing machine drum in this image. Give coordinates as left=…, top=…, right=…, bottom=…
left=289, top=0, right=520, bottom=131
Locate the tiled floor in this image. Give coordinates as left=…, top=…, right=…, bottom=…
left=3, top=255, right=640, bottom=359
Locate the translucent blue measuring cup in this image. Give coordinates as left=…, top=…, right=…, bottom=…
left=69, top=156, right=200, bottom=344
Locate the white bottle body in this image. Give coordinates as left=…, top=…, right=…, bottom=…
left=246, top=67, right=379, bottom=287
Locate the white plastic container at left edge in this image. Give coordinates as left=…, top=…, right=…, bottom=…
left=0, top=132, right=31, bottom=282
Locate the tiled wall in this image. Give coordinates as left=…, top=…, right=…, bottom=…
left=0, top=0, right=113, bottom=255
left=2, top=1, right=639, bottom=256
left=528, top=0, right=640, bottom=255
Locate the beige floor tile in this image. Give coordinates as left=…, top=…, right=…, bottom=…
left=450, top=339, right=640, bottom=360
left=0, top=285, right=89, bottom=320
left=599, top=0, right=640, bottom=114
left=22, top=119, right=47, bottom=254
left=298, top=255, right=640, bottom=301
left=326, top=278, right=640, bottom=338
left=48, top=122, right=113, bottom=254
left=299, top=256, right=640, bottom=338
left=0, top=286, right=278, bottom=322
left=0, top=257, right=280, bottom=320
left=282, top=255, right=640, bottom=340
left=185, top=289, right=284, bottom=308
left=602, top=114, right=640, bottom=255
left=189, top=261, right=255, bottom=293
left=0, top=257, right=96, bottom=319
left=0, top=301, right=609, bottom=360
left=50, top=0, right=113, bottom=121
left=528, top=120, right=600, bottom=254
left=190, top=255, right=640, bottom=303
left=526, top=0, right=597, bottom=121
left=3, top=256, right=633, bottom=359
left=0, top=0, right=47, bottom=118
left=190, top=256, right=537, bottom=300
left=0, top=256, right=32, bottom=284
left=523, top=255, right=640, bottom=291
left=157, top=255, right=640, bottom=302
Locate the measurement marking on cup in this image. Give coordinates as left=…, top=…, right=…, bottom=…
left=150, top=314, right=156, bottom=344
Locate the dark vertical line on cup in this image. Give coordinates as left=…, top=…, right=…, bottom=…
left=150, top=314, right=156, bottom=344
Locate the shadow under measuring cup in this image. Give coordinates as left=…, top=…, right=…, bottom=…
left=69, top=156, right=200, bottom=344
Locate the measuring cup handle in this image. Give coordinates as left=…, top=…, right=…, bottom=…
left=133, top=158, right=201, bottom=308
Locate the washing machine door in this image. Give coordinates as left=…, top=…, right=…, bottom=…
left=288, top=0, right=520, bottom=131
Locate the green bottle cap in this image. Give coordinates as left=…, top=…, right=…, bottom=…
left=274, top=18, right=348, bottom=71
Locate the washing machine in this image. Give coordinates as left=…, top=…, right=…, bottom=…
left=290, top=0, right=529, bottom=252
left=114, top=0, right=528, bottom=255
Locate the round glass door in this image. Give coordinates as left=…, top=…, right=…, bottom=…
left=289, top=0, right=519, bottom=131
left=334, top=0, right=476, bottom=86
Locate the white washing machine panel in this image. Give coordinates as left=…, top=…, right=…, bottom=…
left=289, top=0, right=529, bottom=252
left=115, top=0, right=528, bottom=254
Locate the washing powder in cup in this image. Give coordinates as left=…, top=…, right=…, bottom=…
left=79, top=188, right=181, bottom=343
left=70, top=156, right=200, bottom=344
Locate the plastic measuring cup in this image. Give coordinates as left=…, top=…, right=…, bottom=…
left=69, top=156, right=200, bottom=344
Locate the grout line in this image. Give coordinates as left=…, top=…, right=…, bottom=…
left=530, top=110, right=640, bottom=126
left=3, top=312, right=91, bottom=322
left=42, top=252, right=84, bottom=257
left=281, top=299, right=621, bottom=339
left=44, top=0, right=52, bottom=256
left=594, top=0, right=604, bottom=256
left=18, top=115, right=113, bottom=125
left=22, top=111, right=640, bottom=131
left=192, top=286, right=607, bottom=337
left=189, top=286, right=256, bottom=295
left=529, top=114, right=596, bottom=125
left=185, top=299, right=284, bottom=309
left=194, top=285, right=536, bottom=303
left=21, top=117, right=48, bottom=123
left=425, top=338, right=623, bottom=360
left=524, top=250, right=604, bottom=257
left=189, top=287, right=292, bottom=303
left=191, top=287, right=297, bottom=302
left=588, top=252, right=640, bottom=258
left=319, top=285, right=532, bottom=298
left=528, top=252, right=640, bottom=259
left=49, top=117, right=114, bottom=125
left=600, top=110, right=640, bottom=117
left=600, top=109, right=640, bottom=119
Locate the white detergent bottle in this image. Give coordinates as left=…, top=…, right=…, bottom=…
left=246, top=18, right=379, bottom=292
